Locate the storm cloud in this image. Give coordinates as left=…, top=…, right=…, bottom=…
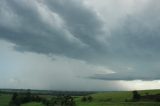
left=0, top=0, right=160, bottom=90
left=0, top=0, right=107, bottom=59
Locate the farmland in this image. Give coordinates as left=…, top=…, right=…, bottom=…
left=0, top=89, right=160, bottom=106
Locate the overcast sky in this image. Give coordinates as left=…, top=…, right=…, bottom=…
left=0, top=0, right=160, bottom=91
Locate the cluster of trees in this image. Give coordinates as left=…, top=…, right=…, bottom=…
left=9, top=90, right=76, bottom=106
left=52, top=95, right=76, bottom=106
left=9, top=89, right=47, bottom=106
left=81, top=96, right=93, bottom=102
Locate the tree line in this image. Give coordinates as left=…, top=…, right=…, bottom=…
left=9, top=89, right=76, bottom=106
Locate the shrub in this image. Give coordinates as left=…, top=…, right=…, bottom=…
left=88, top=96, right=93, bottom=102
left=81, top=96, right=87, bottom=102
left=132, top=91, right=141, bottom=102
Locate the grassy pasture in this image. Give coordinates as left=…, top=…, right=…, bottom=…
left=75, top=90, right=160, bottom=106
left=0, top=94, right=11, bottom=106
left=76, top=102, right=160, bottom=106
left=0, top=89, right=160, bottom=106
left=21, top=102, right=44, bottom=106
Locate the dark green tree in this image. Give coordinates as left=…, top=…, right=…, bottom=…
left=88, top=96, right=93, bottom=102
left=12, top=92, right=18, bottom=101
left=81, top=96, right=87, bottom=102
left=132, top=91, right=141, bottom=101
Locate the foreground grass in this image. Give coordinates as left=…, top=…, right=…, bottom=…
left=83, top=90, right=160, bottom=102
left=76, top=102, right=160, bottom=106
left=0, top=94, right=11, bottom=106
left=76, top=90, right=160, bottom=106
left=19, top=101, right=160, bottom=106
left=21, top=102, right=44, bottom=106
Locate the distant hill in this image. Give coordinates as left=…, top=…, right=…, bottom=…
left=0, top=88, right=96, bottom=96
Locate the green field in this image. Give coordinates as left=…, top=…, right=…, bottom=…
left=76, top=90, right=160, bottom=106
left=0, top=90, right=160, bottom=106
left=76, top=102, right=160, bottom=106
left=0, top=94, right=11, bottom=106
left=21, top=102, right=44, bottom=106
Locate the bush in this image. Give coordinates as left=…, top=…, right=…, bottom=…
left=81, top=96, right=87, bottom=102
left=132, top=91, right=141, bottom=102
left=88, top=96, right=93, bottom=102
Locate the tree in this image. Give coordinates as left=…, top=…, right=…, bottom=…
left=12, top=92, right=18, bottom=101
left=88, top=96, right=93, bottom=102
left=81, top=96, right=87, bottom=102
left=132, top=91, right=141, bottom=101
left=24, top=89, right=31, bottom=102
left=10, top=92, right=21, bottom=106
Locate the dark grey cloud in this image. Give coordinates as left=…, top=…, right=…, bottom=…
left=0, top=0, right=160, bottom=82
left=0, top=0, right=106, bottom=59
left=44, top=0, right=105, bottom=47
